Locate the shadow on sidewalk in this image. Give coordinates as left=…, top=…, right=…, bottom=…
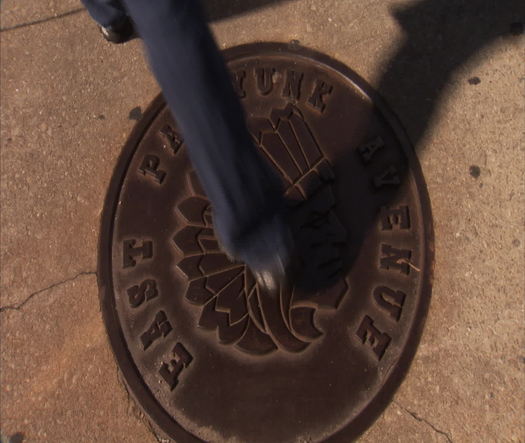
left=325, top=0, right=524, bottom=287
left=204, top=0, right=293, bottom=22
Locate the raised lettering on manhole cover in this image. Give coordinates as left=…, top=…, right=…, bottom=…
left=99, top=43, right=434, bottom=442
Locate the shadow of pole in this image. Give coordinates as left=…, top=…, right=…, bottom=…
left=379, top=0, right=524, bottom=151
left=315, top=2, right=524, bottom=435
left=333, top=0, right=524, bottom=285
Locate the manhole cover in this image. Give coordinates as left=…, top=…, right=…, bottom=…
left=98, top=43, right=434, bottom=442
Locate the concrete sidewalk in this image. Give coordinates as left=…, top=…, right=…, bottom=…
left=1, top=0, right=523, bottom=442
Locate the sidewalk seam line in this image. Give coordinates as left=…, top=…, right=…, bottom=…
left=0, top=7, right=85, bottom=32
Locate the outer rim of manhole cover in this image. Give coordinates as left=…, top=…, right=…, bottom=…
left=98, top=42, right=434, bottom=442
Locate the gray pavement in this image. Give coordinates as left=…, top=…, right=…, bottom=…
left=1, top=0, right=524, bottom=442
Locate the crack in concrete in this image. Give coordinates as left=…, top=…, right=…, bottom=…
left=151, top=430, right=170, bottom=443
left=394, top=401, right=453, bottom=443
left=0, top=8, right=85, bottom=32
left=143, top=407, right=170, bottom=443
left=0, top=271, right=97, bottom=313
left=115, top=365, right=166, bottom=443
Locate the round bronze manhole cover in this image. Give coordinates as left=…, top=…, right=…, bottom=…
left=99, top=43, right=434, bottom=442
